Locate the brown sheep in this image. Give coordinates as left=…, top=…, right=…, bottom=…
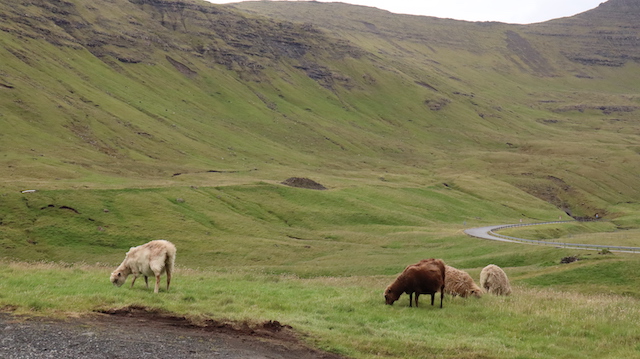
left=480, top=264, right=512, bottom=296
left=110, top=240, right=176, bottom=293
left=384, top=258, right=446, bottom=308
left=444, top=265, right=483, bottom=298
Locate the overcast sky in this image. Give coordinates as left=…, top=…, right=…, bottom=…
left=206, top=0, right=606, bottom=24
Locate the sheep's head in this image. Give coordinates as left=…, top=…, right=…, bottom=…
left=469, top=284, right=483, bottom=298
left=384, top=286, right=400, bottom=305
left=110, top=270, right=127, bottom=287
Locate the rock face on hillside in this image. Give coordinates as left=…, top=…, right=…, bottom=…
left=581, top=0, right=640, bottom=22
left=1, top=0, right=362, bottom=86
left=527, top=0, right=640, bottom=67
left=235, top=0, right=640, bottom=71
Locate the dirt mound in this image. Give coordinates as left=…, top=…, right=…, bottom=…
left=95, top=305, right=342, bottom=358
left=560, top=255, right=579, bottom=264
left=99, top=305, right=292, bottom=338
left=282, top=177, right=327, bottom=190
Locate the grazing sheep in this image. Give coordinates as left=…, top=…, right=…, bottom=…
left=384, top=258, right=446, bottom=308
left=444, top=265, right=483, bottom=298
left=110, top=240, right=176, bottom=293
left=480, top=264, right=512, bottom=296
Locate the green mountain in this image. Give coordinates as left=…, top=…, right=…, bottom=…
left=1, top=0, right=639, bottom=255
left=3, top=3, right=640, bottom=356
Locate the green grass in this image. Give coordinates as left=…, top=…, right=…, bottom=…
left=2, top=261, right=640, bottom=359
left=1, top=181, right=640, bottom=359
left=0, top=182, right=565, bottom=270
left=2, top=182, right=639, bottom=358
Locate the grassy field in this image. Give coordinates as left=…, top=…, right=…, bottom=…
left=2, top=257, right=640, bottom=359
left=2, top=180, right=640, bottom=358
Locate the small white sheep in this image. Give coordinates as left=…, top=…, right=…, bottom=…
left=444, top=265, right=482, bottom=298
left=480, top=264, right=512, bottom=296
left=110, top=240, right=176, bottom=293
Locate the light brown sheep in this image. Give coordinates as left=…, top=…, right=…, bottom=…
left=384, top=258, right=446, bottom=308
left=444, top=265, right=482, bottom=298
left=110, top=240, right=176, bottom=293
left=480, top=264, right=512, bottom=296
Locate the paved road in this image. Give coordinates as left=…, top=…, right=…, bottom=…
left=463, top=225, right=520, bottom=243
left=464, top=221, right=640, bottom=253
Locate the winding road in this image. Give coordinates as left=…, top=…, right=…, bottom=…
left=464, top=221, right=640, bottom=253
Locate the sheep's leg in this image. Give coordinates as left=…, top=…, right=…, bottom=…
left=144, top=276, right=149, bottom=289
left=440, top=290, right=444, bottom=308
left=130, top=275, right=137, bottom=288
left=408, top=293, right=413, bottom=307
left=415, top=293, right=420, bottom=308
left=166, top=270, right=172, bottom=292
left=431, top=293, right=435, bottom=306
left=154, top=274, right=161, bottom=293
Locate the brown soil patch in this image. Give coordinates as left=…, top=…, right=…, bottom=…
left=94, top=305, right=344, bottom=358
left=98, top=305, right=295, bottom=339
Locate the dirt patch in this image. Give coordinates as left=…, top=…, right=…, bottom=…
left=424, top=97, right=450, bottom=111
left=97, top=305, right=297, bottom=341
left=560, top=255, right=579, bottom=264
left=281, top=177, right=327, bottom=190
left=166, top=55, right=198, bottom=77
left=0, top=307, right=345, bottom=359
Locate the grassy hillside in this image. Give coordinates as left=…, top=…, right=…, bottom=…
left=231, top=0, right=640, bottom=217
left=0, top=177, right=565, bottom=267
left=1, top=0, right=638, bottom=217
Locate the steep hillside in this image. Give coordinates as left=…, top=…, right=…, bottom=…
left=230, top=0, right=640, bottom=217
left=0, top=0, right=382, bottom=181
left=0, top=0, right=639, bottom=220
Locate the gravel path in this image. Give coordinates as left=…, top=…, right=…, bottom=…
left=0, top=310, right=344, bottom=359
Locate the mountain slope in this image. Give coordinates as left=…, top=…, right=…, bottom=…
left=0, top=0, right=639, bottom=220
left=229, top=0, right=640, bottom=216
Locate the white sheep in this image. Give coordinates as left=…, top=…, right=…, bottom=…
left=444, top=265, right=483, bottom=298
left=110, top=240, right=176, bottom=293
left=480, top=264, right=512, bottom=296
